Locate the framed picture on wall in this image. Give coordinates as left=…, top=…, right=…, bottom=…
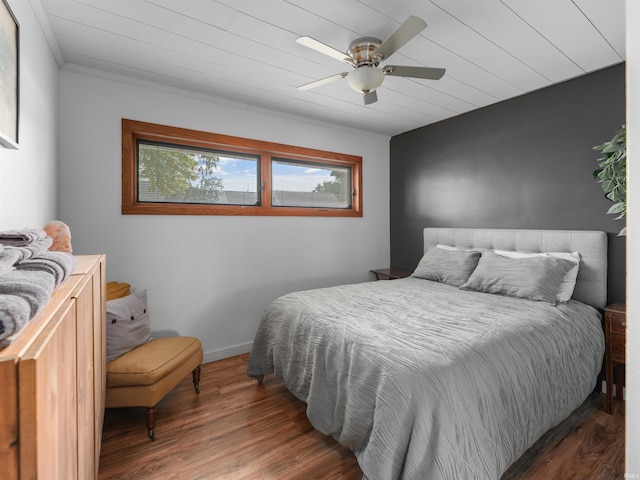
left=0, top=0, right=19, bottom=150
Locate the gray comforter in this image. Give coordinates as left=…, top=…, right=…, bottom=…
left=247, top=277, right=605, bottom=480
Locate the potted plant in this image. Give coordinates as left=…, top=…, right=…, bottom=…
left=593, top=125, right=627, bottom=236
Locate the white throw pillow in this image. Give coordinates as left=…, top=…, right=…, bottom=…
left=106, top=289, right=152, bottom=361
left=436, top=244, right=481, bottom=252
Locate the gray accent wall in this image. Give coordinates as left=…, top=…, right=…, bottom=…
left=390, top=63, right=626, bottom=303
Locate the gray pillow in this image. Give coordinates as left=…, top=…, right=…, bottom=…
left=412, top=247, right=482, bottom=287
left=106, top=289, right=152, bottom=361
left=459, top=251, right=575, bottom=305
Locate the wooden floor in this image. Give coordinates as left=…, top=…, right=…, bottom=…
left=98, top=353, right=625, bottom=480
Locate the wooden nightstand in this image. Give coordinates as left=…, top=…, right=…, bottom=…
left=604, top=301, right=626, bottom=414
left=370, top=268, right=412, bottom=280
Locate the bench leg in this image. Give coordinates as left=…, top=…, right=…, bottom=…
left=192, top=365, right=201, bottom=394
left=145, top=407, right=156, bottom=441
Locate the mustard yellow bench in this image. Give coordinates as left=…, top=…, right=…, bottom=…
left=104, top=282, right=204, bottom=440
left=105, top=336, right=203, bottom=440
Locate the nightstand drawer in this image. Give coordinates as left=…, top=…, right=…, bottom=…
left=604, top=302, right=626, bottom=414
left=610, top=332, right=625, bottom=361
left=608, top=313, right=627, bottom=333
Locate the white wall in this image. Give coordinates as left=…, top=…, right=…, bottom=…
left=626, top=0, right=639, bottom=475
left=0, top=0, right=59, bottom=229
left=58, top=68, right=390, bottom=362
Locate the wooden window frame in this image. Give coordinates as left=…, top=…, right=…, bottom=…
left=122, top=119, right=363, bottom=217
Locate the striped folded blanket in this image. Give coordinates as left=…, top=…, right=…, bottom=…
left=15, top=251, right=78, bottom=287
left=0, top=229, right=80, bottom=351
left=0, top=228, right=48, bottom=247
left=0, top=294, right=32, bottom=350
left=0, top=270, right=55, bottom=319
left=0, top=269, right=60, bottom=350
left=6, top=237, right=53, bottom=262
left=0, top=247, right=21, bottom=276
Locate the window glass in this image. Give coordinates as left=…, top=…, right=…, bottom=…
left=272, top=158, right=351, bottom=209
left=137, top=142, right=259, bottom=206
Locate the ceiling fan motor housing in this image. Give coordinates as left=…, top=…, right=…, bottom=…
left=347, top=37, right=383, bottom=66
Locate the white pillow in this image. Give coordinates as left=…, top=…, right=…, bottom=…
left=494, top=250, right=580, bottom=303
left=436, top=244, right=481, bottom=252
left=106, top=289, right=152, bottom=361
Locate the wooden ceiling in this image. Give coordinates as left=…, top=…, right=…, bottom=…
left=35, top=0, right=625, bottom=136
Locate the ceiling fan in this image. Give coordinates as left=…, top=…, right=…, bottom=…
left=296, top=16, right=445, bottom=105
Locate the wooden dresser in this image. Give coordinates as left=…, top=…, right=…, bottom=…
left=0, top=255, right=106, bottom=480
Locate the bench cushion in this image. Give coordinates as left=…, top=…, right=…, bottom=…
left=107, top=336, right=202, bottom=387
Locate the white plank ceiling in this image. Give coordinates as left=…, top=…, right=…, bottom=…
left=34, top=0, right=625, bottom=136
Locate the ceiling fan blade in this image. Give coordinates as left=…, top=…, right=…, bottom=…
left=383, top=65, right=446, bottom=80
left=296, top=36, right=352, bottom=63
left=372, top=16, right=427, bottom=61
left=297, top=72, right=348, bottom=91
left=363, top=90, right=378, bottom=105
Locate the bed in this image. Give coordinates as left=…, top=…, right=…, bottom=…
left=247, top=228, right=607, bottom=479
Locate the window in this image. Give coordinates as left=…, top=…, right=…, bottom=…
left=137, top=142, right=259, bottom=206
left=122, top=119, right=362, bottom=217
left=271, top=158, right=352, bottom=209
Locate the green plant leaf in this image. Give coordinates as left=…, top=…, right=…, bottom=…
left=593, top=125, right=626, bottom=232
left=607, top=202, right=625, bottom=214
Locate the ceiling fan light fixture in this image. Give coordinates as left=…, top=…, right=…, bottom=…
left=296, top=16, right=444, bottom=106
left=346, top=67, right=384, bottom=94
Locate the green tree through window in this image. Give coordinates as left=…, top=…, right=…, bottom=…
left=139, top=144, right=197, bottom=197
left=138, top=144, right=224, bottom=203
left=186, top=154, right=224, bottom=203
left=313, top=169, right=350, bottom=205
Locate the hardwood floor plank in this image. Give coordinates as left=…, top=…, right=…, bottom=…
left=508, top=399, right=625, bottom=480
left=99, top=354, right=624, bottom=480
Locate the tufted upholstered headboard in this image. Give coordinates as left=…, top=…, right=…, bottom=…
left=423, top=228, right=608, bottom=309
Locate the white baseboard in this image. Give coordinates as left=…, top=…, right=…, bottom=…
left=203, top=342, right=252, bottom=364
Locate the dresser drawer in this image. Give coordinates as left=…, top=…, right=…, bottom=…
left=610, top=332, right=625, bottom=361
left=608, top=312, right=626, bottom=334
